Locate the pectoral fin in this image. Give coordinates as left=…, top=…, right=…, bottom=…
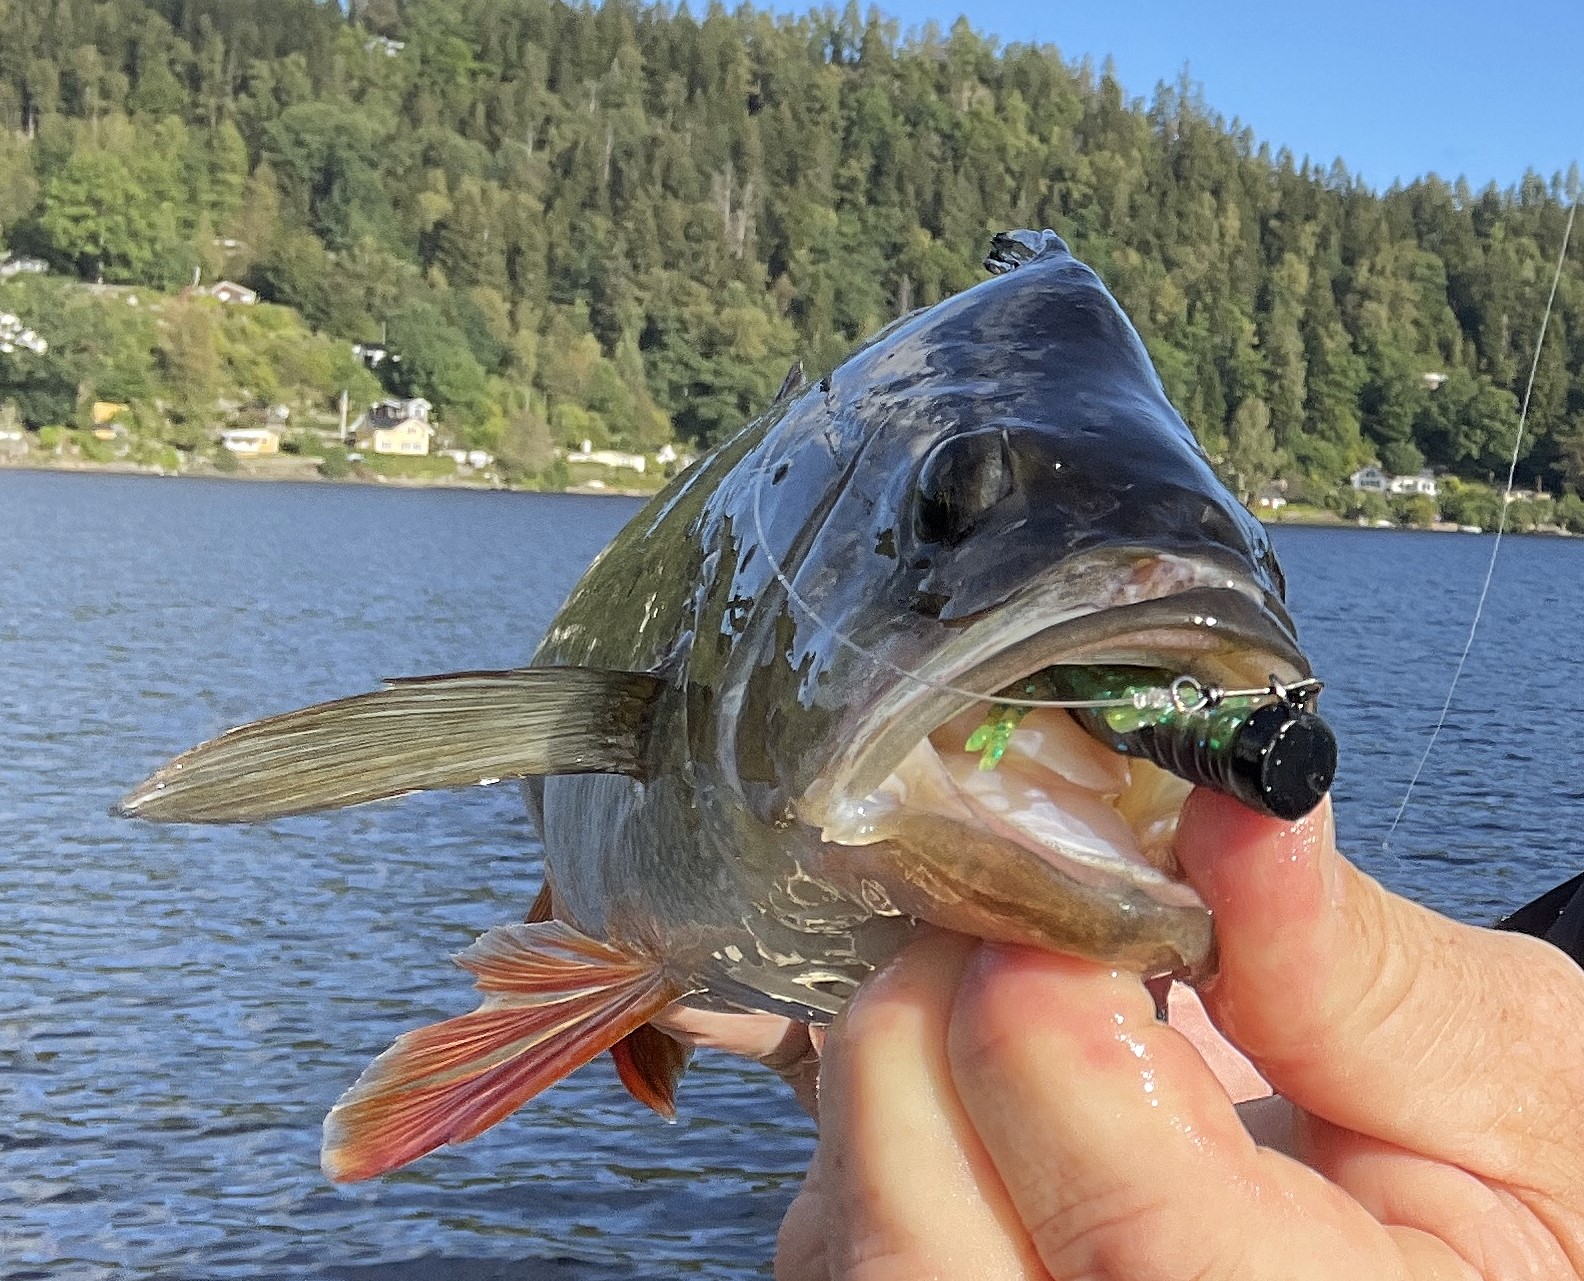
left=321, top=921, right=684, bottom=1182
left=116, top=666, right=663, bottom=822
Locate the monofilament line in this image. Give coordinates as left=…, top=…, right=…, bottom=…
left=1384, top=199, right=1577, bottom=848
left=744, top=448, right=1124, bottom=710
left=744, top=447, right=1240, bottom=712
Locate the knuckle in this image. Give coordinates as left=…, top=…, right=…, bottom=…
left=1026, top=1181, right=1226, bottom=1281
left=833, top=1221, right=945, bottom=1281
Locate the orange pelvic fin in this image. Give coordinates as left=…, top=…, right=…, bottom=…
left=524, top=878, right=555, bottom=923
left=322, top=921, right=681, bottom=1182
left=610, top=1023, right=693, bottom=1118
left=520, top=877, right=688, bottom=1116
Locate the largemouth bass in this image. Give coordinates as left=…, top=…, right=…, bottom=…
left=119, top=229, right=1323, bottom=1182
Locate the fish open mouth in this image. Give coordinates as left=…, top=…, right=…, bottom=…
left=797, top=562, right=1313, bottom=975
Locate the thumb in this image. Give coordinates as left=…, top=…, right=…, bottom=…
left=1175, top=790, right=1584, bottom=1195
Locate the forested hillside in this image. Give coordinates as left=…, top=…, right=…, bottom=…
left=0, top=0, right=1580, bottom=503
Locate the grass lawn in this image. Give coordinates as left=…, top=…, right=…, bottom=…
left=359, top=452, right=459, bottom=480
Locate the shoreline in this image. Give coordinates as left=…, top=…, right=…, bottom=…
left=2, top=454, right=1571, bottom=536
left=0, top=453, right=661, bottom=500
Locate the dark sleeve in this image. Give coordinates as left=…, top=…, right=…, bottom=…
left=1495, top=871, right=1584, bottom=967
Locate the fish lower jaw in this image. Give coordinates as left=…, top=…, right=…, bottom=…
left=817, top=703, right=1203, bottom=913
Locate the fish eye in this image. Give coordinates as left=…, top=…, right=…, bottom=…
left=913, top=428, right=1017, bottom=546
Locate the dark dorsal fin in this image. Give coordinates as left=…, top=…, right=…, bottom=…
left=116, top=667, right=664, bottom=823
left=984, top=228, right=1071, bottom=276
left=775, top=359, right=806, bottom=401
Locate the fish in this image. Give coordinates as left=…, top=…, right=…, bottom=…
left=117, top=228, right=1317, bottom=1182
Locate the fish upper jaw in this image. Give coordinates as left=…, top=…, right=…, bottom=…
left=790, top=557, right=1313, bottom=976
left=801, top=550, right=1307, bottom=815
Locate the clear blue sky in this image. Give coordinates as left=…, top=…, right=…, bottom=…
left=862, top=0, right=1581, bottom=192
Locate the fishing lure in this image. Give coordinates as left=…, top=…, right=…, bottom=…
left=967, top=665, right=1337, bottom=822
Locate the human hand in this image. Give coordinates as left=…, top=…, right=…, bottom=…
left=654, top=1005, right=824, bottom=1117
left=650, top=898, right=1264, bottom=1122
left=775, top=793, right=1584, bottom=1280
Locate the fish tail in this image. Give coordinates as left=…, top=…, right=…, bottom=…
left=321, top=921, right=681, bottom=1182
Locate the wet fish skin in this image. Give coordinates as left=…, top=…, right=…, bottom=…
left=525, top=229, right=1296, bottom=1018
left=119, top=229, right=1314, bottom=1177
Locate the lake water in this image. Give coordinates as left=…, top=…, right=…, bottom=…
left=4, top=470, right=1582, bottom=1279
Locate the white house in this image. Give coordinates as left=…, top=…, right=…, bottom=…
left=0, top=256, right=46, bottom=279
left=437, top=448, right=495, bottom=470
left=568, top=440, right=646, bottom=473
left=1349, top=466, right=1389, bottom=493
left=1387, top=470, right=1438, bottom=497
left=206, top=281, right=258, bottom=305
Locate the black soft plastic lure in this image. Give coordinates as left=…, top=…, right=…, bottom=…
left=968, top=665, right=1338, bottom=822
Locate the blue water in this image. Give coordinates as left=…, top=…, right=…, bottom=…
left=2, top=470, right=1580, bottom=1279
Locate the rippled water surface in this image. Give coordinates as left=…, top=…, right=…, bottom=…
left=4, top=471, right=1583, bottom=1278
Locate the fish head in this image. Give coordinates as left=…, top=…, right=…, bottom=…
left=706, top=230, right=1311, bottom=979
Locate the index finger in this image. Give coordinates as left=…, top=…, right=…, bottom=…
left=1176, top=791, right=1584, bottom=1197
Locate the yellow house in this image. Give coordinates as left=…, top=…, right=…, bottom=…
left=92, top=401, right=129, bottom=426
left=220, top=427, right=280, bottom=455
left=351, top=397, right=435, bottom=455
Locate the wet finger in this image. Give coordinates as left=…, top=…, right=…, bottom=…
left=811, top=931, right=1047, bottom=1281
left=654, top=1006, right=820, bottom=1114
left=775, top=1139, right=831, bottom=1281
left=760, top=1019, right=822, bottom=1119
left=654, top=1006, right=800, bottom=1058
left=1175, top=791, right=1584, bottom=1197
left=947, top=944, right=1474, bottom=1281
left=1298, top=1116, right=1579, bottom=1278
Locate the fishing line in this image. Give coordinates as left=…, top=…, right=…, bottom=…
left=744, top=444, right=1307, bottom=714
left=1384, top=198, right=1578, bottom=848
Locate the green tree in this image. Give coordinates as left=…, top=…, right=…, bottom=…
left=37, top=146, right=180, bottom=282
left=1224, top=396, right=1280, bottom=503
left=5, top=0, right=1584, bottom=496
left=385, top=299, right=490, bottom=430
left=1391, top=493, right=1439, bottom=527
left=157, top=299, right=222, bottom=441
left=1381, top=439, right=1425, bottom=476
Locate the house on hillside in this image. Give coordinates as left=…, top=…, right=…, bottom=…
left=220, top=427, right=280, bottom=456
left=567, top=439, right=646, bottom=473
left=350, top=397, right=435, bottom=455
left=1349, top=466, right=1389, bottom=493
left=1387, top=470, right=1438, bottom=497
left=439, top=448, right=495, bottom=470
left=1254, top=482, right=1287, bottom=511
left=206, top=281, right=257, bottom=306
left=0, top=312, right=47, bottom=354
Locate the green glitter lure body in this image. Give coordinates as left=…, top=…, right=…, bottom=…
left=969, top=666, right=1337, bottom=822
